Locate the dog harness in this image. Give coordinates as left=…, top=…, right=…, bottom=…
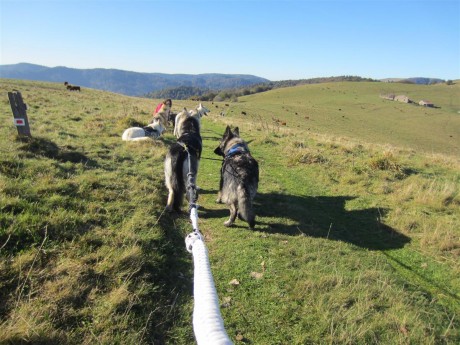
left=143, top=126, right=160, bottom=138
left=225, top=143, right=249, bottom=158
left=178, top=132, right=203, bottom=159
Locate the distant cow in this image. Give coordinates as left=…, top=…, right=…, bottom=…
left=67, top=85, right=81, bottom=91
left=65, top=82, right=81, bottom=91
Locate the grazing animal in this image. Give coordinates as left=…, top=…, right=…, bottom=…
left=173, top=103, right=209, bottom=138
left=122, top=118, right=165, bottom=141
left=164, top=116, right=202, bottom=212
left=66, top=84, right=81, bottom=91
left=214, top=126, right=259, bottom=228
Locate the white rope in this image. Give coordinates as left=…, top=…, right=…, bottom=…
left=190, top=207, right=200, bottom=232
left=185, top=207, right=233, bottom=345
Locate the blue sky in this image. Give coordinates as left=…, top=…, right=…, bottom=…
left=1, top=0, right=459, bottom=80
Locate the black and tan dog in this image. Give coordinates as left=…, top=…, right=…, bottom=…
left=214, top=126, right=259, bottom=228
left=164, top=115, right=202, bottom=212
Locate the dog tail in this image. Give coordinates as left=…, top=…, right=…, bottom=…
left=237, top=186, right=256, bottom=229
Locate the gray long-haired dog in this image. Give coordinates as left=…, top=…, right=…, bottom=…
left=164, top=116, right=202, bottom=212
left=214, top=126, right=259, bottom=228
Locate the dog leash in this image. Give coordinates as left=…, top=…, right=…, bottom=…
left=201, top=156, right=223, bottom=162
left=182, top=154, right=232, bottom=345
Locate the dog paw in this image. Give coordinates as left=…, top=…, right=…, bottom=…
left=224, top=220, right=233, bottom=227
left=165, top=205, right=173, bottom=213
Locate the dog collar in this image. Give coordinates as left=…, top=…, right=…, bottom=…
left=225, top=143, right=248, bottom=158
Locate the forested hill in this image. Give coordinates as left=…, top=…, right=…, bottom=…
left=148, top=76, right=380, bottom=101
left=0, top=63, right=269, bottom=96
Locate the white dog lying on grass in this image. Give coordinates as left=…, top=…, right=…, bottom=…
left=122, top=118, right=165, bottom=141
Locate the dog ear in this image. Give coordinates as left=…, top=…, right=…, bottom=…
left=224, top=125, right=232, bottom=138
left=233, top=127, right=240, bottom=137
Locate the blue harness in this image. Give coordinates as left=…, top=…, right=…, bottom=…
left=225, top=143, right=249, bottom=158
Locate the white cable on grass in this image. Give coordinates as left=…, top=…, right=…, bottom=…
left=185, top=207, right=233, bottom=345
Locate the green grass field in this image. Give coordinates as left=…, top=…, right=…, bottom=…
left=233, top=81, right=460, bottom=156
left=1, top=79, right=459, bottom=344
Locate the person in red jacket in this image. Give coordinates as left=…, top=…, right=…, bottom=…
left=154, top=99, right=172, bottom=116
left=152, top=99, right=172, bottom=128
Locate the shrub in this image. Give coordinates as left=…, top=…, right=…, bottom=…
left=368, top=152, right=406, bottom=178
left=288, top=149, right=328, bottom=166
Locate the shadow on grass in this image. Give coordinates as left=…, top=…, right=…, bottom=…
left=254, top=192, right=410, bottom=251
left=201, top=191, right=410, bottom=251
left=137, top=211, right=195, bottom=344
left=16, top=136, right=97, bottom=166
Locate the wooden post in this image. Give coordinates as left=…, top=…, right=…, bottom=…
left=8, top=91, right=31, bottom=137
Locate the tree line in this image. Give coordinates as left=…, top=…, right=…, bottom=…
left=145, top=76, right=378, bottom=102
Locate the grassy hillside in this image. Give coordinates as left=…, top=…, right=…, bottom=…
left=0, top=79, right=459, bottom=344
left=231, top=81, right=460, bottom=157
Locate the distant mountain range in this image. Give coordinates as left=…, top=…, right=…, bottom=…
left=0, top=63, right=448, bottom=98
left=0, top=63, right=269, bottom=96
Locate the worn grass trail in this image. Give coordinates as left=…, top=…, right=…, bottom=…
left=188, top=120, right=459, bottom=344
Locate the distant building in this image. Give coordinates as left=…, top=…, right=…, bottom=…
left=419, top=100, right=434, bottom=107
left=394, top=95, right=412, bottom=103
